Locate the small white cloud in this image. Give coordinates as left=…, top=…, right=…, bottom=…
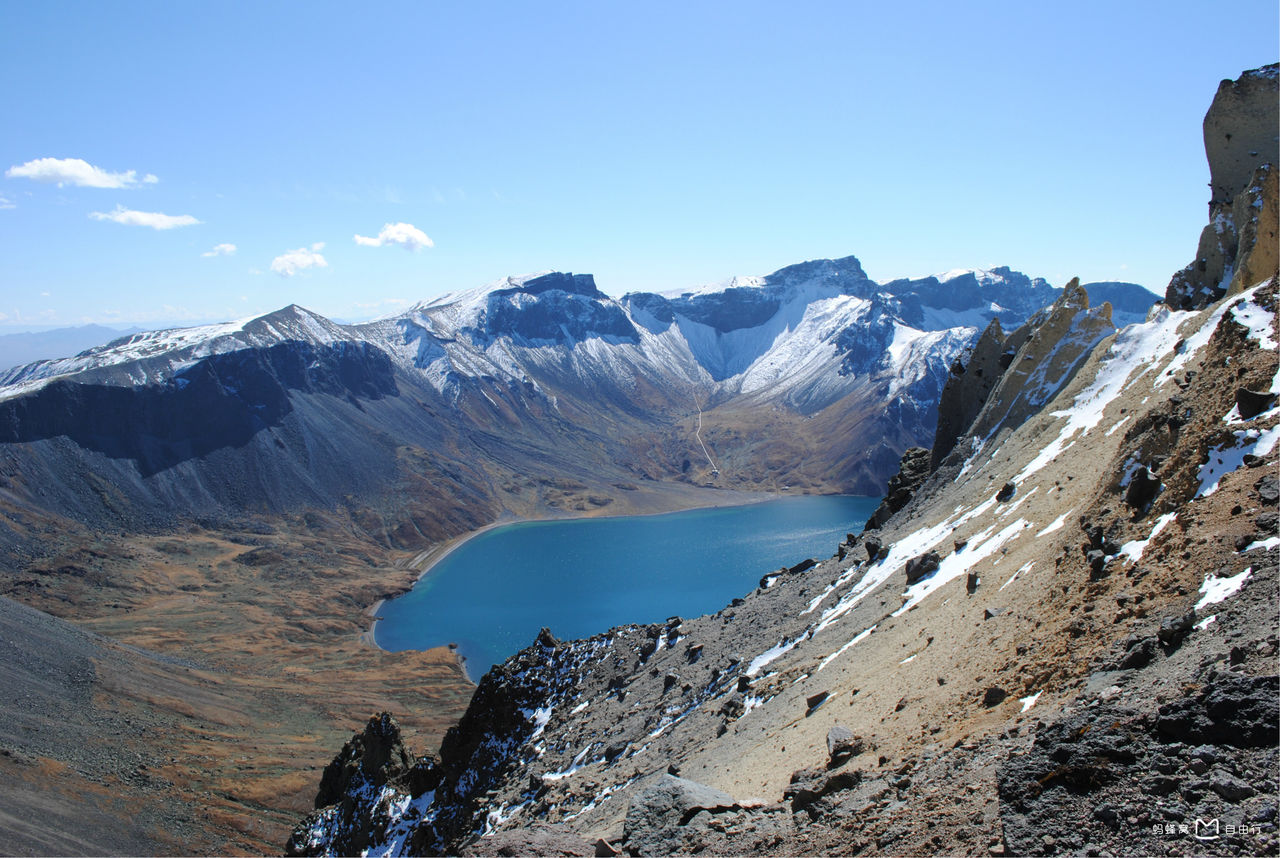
left=89, top=205, right=201, bottom=230
left=271, top=244, right=328, bottom=277
left=0, top=195, right=13, bottom=210
left=40, top=291, right=51, bottom=297
left=143, top=173, right=159, bottom=184
left=201, top=242, right=237, bottom=257
left=353, top=221, right=434, bottom=251
left=6, top=157, right=155, bottom=189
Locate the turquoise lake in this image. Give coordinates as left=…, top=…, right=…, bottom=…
left=375, top=494, right=879, bottom=676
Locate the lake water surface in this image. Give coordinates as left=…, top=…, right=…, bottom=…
left=375, top=494, right=879, bottom=675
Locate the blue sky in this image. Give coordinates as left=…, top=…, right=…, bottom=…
left=1, top=2, right=1276, bottom=330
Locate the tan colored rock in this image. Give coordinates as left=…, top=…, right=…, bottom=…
left=968, top=279, right=1115, bottom=441
left=1228, top=163, right=1279, bottom=295
left=1204, top=66, right=1280, bottom=206
left=1166, top=64, right=1279, bottom=309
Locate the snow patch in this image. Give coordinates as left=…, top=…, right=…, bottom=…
left=1000, top=561, right=1035, bottom=591
left=1195, top=426, right=1280, bottom=497
left=1117, top=512, right=1178, bottom=564
left=817, top=625, right=877, bottom=671
left=1035, top=511, right=1072, bottom=537
left=1230, top=298, right=1278, bottom=350
left=1194, top=568, right=1252, bottom=612
left=893, top=519, right=1030, bottom=616
left=746, top=637, right=802, bottom=677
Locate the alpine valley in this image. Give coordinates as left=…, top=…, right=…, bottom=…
left=0, top=65, right=1274, bottom=858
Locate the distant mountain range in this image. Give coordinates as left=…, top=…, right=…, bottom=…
left=0, top=257, right=1157, bottom=552
left=0, top=324, right=143, bottom=373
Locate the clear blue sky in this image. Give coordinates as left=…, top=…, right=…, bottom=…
left=1, top=1, right=1276, bottom=330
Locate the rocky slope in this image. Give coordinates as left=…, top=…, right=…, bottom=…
left=289, top=65, right=1278, bottom=857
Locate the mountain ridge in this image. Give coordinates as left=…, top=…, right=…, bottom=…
left=0, top=260, right=1154, bottom=555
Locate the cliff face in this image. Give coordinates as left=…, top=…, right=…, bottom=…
left=1166, top=64, right=1278, bottom=310
left=290, top=66, right=1280, bottom=857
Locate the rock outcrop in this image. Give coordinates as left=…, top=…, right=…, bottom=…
left=863, top=446, right=930, bottom=531
left=1166, top=64, right=1279, bottom=310
left=930, top=318, right=1006, bottom=469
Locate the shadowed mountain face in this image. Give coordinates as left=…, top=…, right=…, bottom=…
left=0, top=341, right=398, bottom=476
left=0, top=260, right=1150, bottom=553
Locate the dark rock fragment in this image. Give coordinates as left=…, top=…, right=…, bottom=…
left=904, top=550, right=941, bottom=585
left=826, top=725, right=863, bottom=767
left=1156, top=611, right=1195, bottom=649
left=1124, top=466, right=1162, bottom=510
left=1155, top=674, right=1279, bottom=747
left=982, top=687, right=1008, bottom=707
left=1210, top=772, right=1257, bottom=802
left=996, top=481, right=1016, bottom=503
left=1258, top=474, right=1279, bottom=504
left=1119, top=636, right=1157, bottom=669
left=1086, top=549, right=1109, bottom=579
left=1236, top=387, right=1277, bottom=419
left=622, top=775, right=737, bottom=857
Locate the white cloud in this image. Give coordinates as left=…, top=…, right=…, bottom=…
left=6, top=157, right=156, bottom=189
left=354, top=221, right=434, bottom=251
left=0, top=194, right=13, bottom=210
left=89, top=205, right=201, bottom=230
left=271, top=242, right=328, bottom=277
left=202, top=242, right=237, bottom=257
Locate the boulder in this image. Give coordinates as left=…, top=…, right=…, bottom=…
left=459, top=826, right=596, bottom=856
left=1156, top=611, right=1195, bottom=649
left=982, top=687, right=1008, bottom=708
left=904, top=550, right=941, bottom=585
left=826, top=725, right=863, bottom=767
left=622, top=775, right=738, bottom=856
left=1156, top=674, right=1280, bottom=747
left=1235, top=387, right=1277, bottom=419
left=1124, top=466, right=1162, bottom=510
left=1257, top=474, right=1279, bottom=505
left=995, top=482, right=1016, bottom=503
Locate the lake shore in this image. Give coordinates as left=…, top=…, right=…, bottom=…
left=360, top=485, right=782, bottom=665
left=360, top=491, right=875, bottom=686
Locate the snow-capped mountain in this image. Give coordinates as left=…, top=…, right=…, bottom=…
left=0, top=256, right=1156, bottom=545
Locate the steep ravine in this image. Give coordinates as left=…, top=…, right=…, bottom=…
left=289, top=64, right=1279, bottom=857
